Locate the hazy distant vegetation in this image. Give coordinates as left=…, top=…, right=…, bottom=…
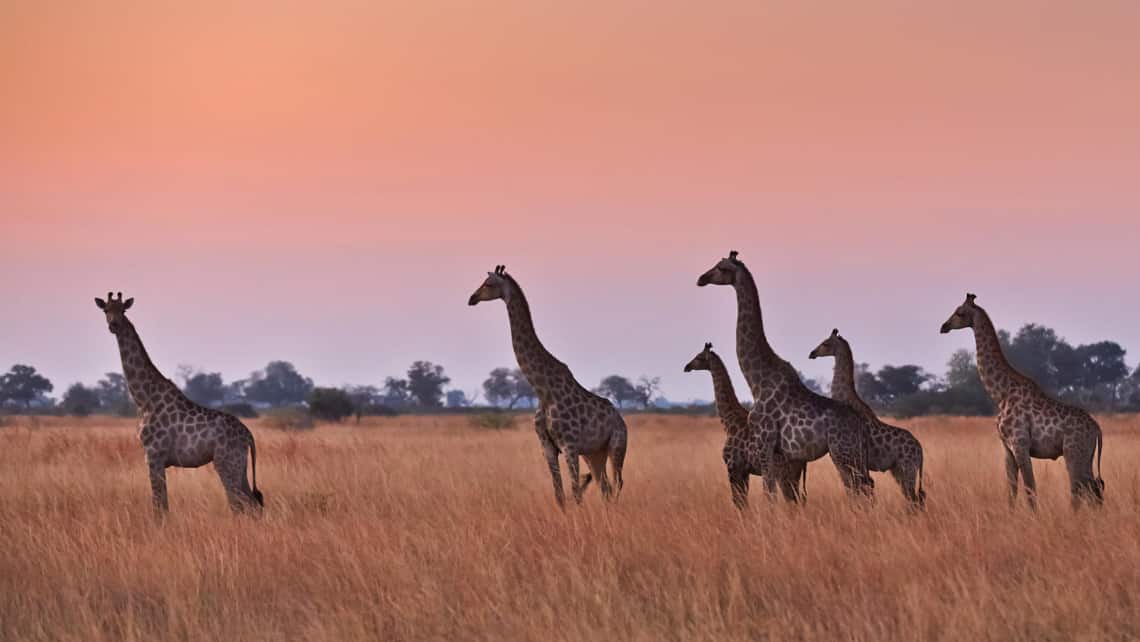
left=5, top=321, right=1140, bottom=421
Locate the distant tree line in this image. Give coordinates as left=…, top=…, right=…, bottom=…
left=850, top=323, right=1140, bottom=417
left=5, top=320, right=1139, bottom=421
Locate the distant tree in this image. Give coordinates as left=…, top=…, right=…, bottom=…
left=854, top=363, right=887, bottom=408
left=183, top=372, right=226, bottom=407
left=308, top=387, right=355, bottom=422
left=446, top=390, right=473, bottom=408
left=798, top=371, right=824, bottom=395
left=243, top=361, right=313, bottom=407
left=482, top=368, right=536, bottom=408
left=0, top=364, right=54, bottom=409
left=595, top=375, right=638, bottom=409
left=61, top=383, right=101, bottom=417
left=875, top=365, right=932, bottom=402
left=381, top=377, right=412, bottom=408
left=633, top=376, right=662, bottom=409
left=1001, top=324, right=1077, bottom=394
left=96, top=372, right=135, bottom=416
left=406, top=361, right=450, bottom=408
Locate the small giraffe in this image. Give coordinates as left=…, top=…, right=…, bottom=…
left=941, top=293, right=1104, bottom=509
left=809, top=329, right=926, bottom=506
left=697, top=251, right=874, bottom=499
left=95, top=292, right=263, bottom=514
left=469, top=266, right=627, bottom=507
left=684, top=343, right=806, bottom=508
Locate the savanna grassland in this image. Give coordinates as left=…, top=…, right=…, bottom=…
left=1, top=414, right=1138, bottom=642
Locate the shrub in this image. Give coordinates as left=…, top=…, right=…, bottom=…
left=308, top=388, right=356, bottom=422
left=469, top=412, right=517, bottom=431
left=221, top=402, right=259, bottom=419
left=262, top=407, right=315, bottom=431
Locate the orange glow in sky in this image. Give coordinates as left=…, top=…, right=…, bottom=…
left=2, top=1, right=1138, bottom=400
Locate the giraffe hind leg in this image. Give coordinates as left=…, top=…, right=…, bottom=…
left=214, top=444, right=260, bottom=514
left=583, top=451, right=612, bottom=500
left=1064, top=434, right=1103, bottom=510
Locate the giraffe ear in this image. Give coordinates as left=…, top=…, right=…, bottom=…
left=123, top=298, right=134, bottom=310
left=94, top=298, right=107, bottom=309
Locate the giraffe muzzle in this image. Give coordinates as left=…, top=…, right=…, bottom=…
left=939, top=322, right=952, bottom=334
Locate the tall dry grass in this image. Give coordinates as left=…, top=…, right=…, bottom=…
left=1, top=414, right=1138, bottom=641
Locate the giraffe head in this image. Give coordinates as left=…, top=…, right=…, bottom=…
left=467, top=265, right=512, bottom=306
left=683, top=342, right=715, bottom=372
left=94, top=291, right=135, bottom=335
left=808, top=328, right=843, bottom=360
left=696, top=250, right=744, bottom=287
left=940, top=293, right=980, bottom=334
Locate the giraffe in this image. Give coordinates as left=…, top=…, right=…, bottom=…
left=809, top=329, right=926, bottom=506
left=684, top=342, right=806, bottom=508
left=468, top=266, right=627, bottom=507
left=697, top=251, right=874, bottom=499
left=94, top=292, right=263, bottom=514
left=941, top=293, right=1104, bottom=510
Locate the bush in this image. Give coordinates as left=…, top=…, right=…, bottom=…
left=469, top=412, right=517, bottom=431
left=308, top=388, right=356, bottom=422
left=220, top=402, right=259, bottom=419
left=262, top=407, right=315, bottom=431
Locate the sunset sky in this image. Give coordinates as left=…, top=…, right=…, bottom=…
left=2, top=1, right=1139, bottom=402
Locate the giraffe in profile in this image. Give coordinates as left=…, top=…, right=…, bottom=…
left=697, top=251, right=874, bottom=499
left=95, top=292, right=263, bottom=514
left=809, top=329, right=925, bottom=506
left=685, top=343, right=806, bottom=508
left=941, top=293, right=1104, bottom=509
left=469, top=266, right=627, bottom=507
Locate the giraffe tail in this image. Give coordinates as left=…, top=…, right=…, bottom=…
left=1095, top=429, right=1104, bottom=493
left=917, top=452, right=926, bottom=506
left=799, top=464, right=808, bottom=503
left=249, top=437, right=264, bottom=507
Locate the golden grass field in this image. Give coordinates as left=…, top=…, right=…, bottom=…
left=1, top=413, right=1138, bottom=641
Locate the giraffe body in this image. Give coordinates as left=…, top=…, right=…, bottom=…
left=810, top=329, right=925, bottom=505
left=941, top=294, right=1104, bottom=509
left=698, top=253, right=875, bottom=499
left=470, top=267, right=627, bottom=506
left=95, top=293, right=263, bottom=514
left=685, top=343, right=806, bottom=507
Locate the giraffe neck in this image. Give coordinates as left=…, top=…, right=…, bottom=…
left=732, top=265, right=783, bottom=396
left=114, top=319, right=180, bottom=412
left=829, top=338, right=877, bottom=419
left=706, top=352, right=748, bottom=433
left=502, top=276, right=573, bottom=399
left=970, top=307, right=1030, bottom=404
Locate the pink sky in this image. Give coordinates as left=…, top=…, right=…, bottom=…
left=2, top=1, right=1139, bottom=402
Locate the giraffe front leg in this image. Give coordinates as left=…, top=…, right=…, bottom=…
left=1003, top=446, right=1020, bottom=508
left=1010, top=444, right=1037, bottom=511
left=565, top=450, right=583, bottom=505
left=535, top=410, right=565, bottom=508
left=146, top=456, right=169, bottom=515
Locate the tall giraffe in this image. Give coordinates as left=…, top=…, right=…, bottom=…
left=468, top=266, right=627, bottom=507
left=697, top=251, right=874, bottom=499
left=684, top=343, right=806, bottom=508
left=95, top=292, right=263, bottom=514
left=809, top=329, right=925, bottom=506
left=941, top=293, right=1104, bottom=509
